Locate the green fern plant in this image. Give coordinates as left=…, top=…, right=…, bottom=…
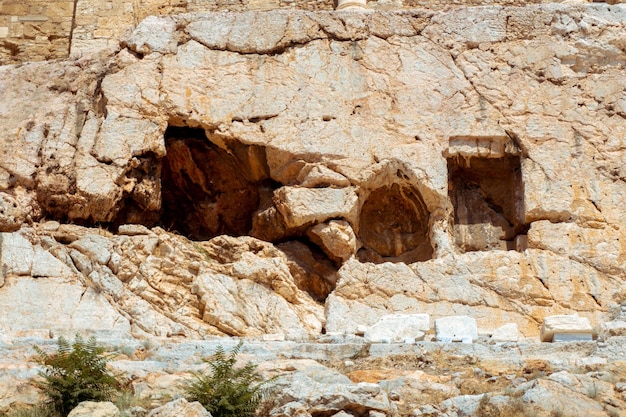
left=34, top=335, right=120, bottom=416
left=183, top=341, right=273, bottom=417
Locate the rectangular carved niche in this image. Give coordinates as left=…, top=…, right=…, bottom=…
left=446, top=136, right=526, bottom=253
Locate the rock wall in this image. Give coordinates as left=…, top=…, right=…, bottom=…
left=0, top=4, right=625, bottom=341
left=3, top=0, right=592, bottom=65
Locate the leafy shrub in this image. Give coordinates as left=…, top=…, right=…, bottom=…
left=183, top=341, right=272, bottom=417
left=34, top=335, right=120, bottom=416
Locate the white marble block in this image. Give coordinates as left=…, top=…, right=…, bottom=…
left=435, top=316, right=478, bottom=342
left=364, top=313, right=429, bottom=343
left=491, top=323, right=519, bottom=342
left=540, top=315, right=594, bottom=342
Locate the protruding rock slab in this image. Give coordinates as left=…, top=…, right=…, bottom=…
left=435, top=316, right=478, bottom=342
left=275, top=187, right=358, bottom=229
left=540, top=315, right=594, bottom=343
left=307, top=220, right=359, bottom=263
left=364, top=314, right=429, bottom=343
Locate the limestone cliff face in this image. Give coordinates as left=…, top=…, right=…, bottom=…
left=0, top=5, right=625, bottom=339
left=0, top=0, right=555, bottom=65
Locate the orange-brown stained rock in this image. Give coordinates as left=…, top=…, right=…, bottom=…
left=161, top=127, right=273, bottom=241
left=347, top=369, right=449, bottom=384
left=448, top=155, right=524, bottom=252
left=359, top=183, right=432, bottom=262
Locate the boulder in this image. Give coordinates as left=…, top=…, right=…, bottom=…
left=274, top=187, right=359, bottom=229
left=147, top=398, right=212, bottom=417
left=307, top=220, right=359, bottom=263
left=67, top=402, right=120, bottom=417
left=266, top=360, right=397, bottom=416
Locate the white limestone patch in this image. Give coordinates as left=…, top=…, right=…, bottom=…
left=364, top=314, right=429, bottom=343
left=435, top=316, right=478, bottom=342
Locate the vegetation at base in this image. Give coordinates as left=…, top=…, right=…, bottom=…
left=183, top=341, right=273, bottom=417
left=0, top=405, right=58, bottom=417
left=33, top=335, right=121, bottom=416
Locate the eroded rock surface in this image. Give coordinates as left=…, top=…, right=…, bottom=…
left=0, top=4, right=625, bottom=339
left=0, top=8, right=625, bottom=416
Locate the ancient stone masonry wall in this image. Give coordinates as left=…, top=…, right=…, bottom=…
left=0, top=0, right=75, bottom=64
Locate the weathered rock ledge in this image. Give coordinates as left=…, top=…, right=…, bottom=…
left=2, top=333, right=626, bottom=416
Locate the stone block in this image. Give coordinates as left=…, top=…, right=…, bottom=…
left=275, top=186, right=358, bottom=229
left=435, top=316, right=478, bottom=342
left=491, top=323, right=519, bottom=342
left=0, top=4, right=29, bottom=15
left=365, top=314, right=429, bottom=343
left=307, top=220, right=358, bottom=262
left=9, top=21, right=23, bottom=37
left=540, top=315, right=594, bottom=342
left=0, top=27, right=8, bottom=38
left=74, top=15, right=97, bottom=26
left=552, top=333, right=593, bottom=342
left=337, top=0, right=369, bottom=9
left=27, top=4, right=45, bottom=15
left=45, top=2, right=75, bottom=18
left=445, top=135, right=516, bottom=159
left=23, top=22, right=43, bottom=38
left=18, top=15, right=49, bottom=22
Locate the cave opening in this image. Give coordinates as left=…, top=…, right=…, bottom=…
left=357, top=182, right=433, bottom=264
left=447, top=154, right=526, bottom=252
left=160, top=125, right=278, bottom=241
